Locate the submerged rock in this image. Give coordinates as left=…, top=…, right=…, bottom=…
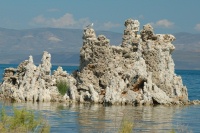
left=0, top=19, right=191, bottom=105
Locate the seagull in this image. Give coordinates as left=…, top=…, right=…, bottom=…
left=86, top=23, right=93, bottom=28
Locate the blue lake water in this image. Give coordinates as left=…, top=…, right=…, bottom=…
left=0, top=64, right=200, bottom=133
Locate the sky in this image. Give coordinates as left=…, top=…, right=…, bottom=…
left=0, top=0, right=200, bottom=34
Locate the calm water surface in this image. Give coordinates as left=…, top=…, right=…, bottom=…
left=0, top=64, right=200, bottom=132
left=1, top=102, right=200, bottom=133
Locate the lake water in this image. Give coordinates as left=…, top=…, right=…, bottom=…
left=0, top=64, right=200, bottom=133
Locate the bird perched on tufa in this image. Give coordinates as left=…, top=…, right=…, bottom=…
left=86, top=23, right=93, bottom=28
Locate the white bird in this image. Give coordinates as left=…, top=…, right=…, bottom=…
left=86, top=23, right=93, bottom=28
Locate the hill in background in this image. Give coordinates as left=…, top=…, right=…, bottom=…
left=0, top=27, right=199, bottom=70
left=172, top=32, right=200, bottom=70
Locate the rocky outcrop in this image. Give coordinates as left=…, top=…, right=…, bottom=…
left=0, top=19, right=189, bottom=105
left=0, top=51, right=76, bottom=102
left=74, top=19, right=188, bottom=105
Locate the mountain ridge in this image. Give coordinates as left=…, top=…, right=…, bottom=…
left=0, top=27, right=199, bottom=70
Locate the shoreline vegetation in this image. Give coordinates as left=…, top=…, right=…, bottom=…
left=0, top=107, right=50, bottom=133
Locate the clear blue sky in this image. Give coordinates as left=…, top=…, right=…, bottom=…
left=0, top=0, right=200, bottom=34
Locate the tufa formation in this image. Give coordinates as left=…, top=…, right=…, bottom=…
left=0, top=19, right=192, bottom=105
